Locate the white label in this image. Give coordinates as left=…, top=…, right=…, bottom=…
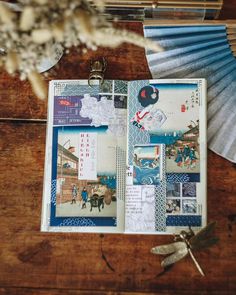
left=78, top=133, right=97, bottom=180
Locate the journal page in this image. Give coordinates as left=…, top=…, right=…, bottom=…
left=41, top=80, right=127, bottom=233
left=125, top=79, right=207, bottom=234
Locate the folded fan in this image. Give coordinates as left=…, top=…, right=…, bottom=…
left=144, top=21, right=236, bottom=163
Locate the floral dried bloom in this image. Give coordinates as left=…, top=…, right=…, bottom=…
left=0, top=0, right=162, bottom=99
left=20, top=6, right=35, bottom=31
left=31, top=28, right=53, bottom=44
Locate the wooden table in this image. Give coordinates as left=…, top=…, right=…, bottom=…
left=1, top=3, right=236, bottom=295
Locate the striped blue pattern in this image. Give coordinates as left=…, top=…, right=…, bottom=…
left=144, top=24, right=236, bottom=163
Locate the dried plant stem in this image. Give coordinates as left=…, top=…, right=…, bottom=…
left=28, top=71, right=47, bottom=100
left=95, top=28, right=163, bottom=51
left=6, top=52, right=19, bottom=74
left=20, top=6, right=35, bottom=31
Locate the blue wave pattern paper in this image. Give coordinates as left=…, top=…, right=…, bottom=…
left=144, top=23, right=236, bottom=163
left=166, top=215, right=202, bottom=227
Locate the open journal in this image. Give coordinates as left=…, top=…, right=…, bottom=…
left=41, top=79, right=207, bottom=234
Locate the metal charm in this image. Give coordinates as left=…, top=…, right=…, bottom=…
left=151, top=222, right=219, bottom=276
left=88, top=58, right=107, bottom=86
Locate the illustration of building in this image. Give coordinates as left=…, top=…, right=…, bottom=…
left=57, top=144, right=87, bottom=204
left=57, top=144, right=78, bottom=176
left=182, top=124, right=199, bottom=142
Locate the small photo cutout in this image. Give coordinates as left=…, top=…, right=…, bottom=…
left=182, top=183, right=196, bottom=198
left=182, top=199, right=197, bottom=214
left=166, top=199, right=181, bottom=214
left=133, top=145, right=162, bottom=185
left=167, top=183, right=181, bottom=198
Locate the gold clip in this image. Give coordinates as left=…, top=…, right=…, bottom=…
left=88, top=58, right=107, bottom=87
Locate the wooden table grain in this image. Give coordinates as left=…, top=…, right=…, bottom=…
left=1, top=3, right=236, bottom=295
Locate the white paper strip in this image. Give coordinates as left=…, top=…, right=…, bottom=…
left=78, top=132, right=97, bottom=180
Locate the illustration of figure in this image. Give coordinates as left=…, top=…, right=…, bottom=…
left=81, top=187, right=88, bottom=209
left=182, top=144, right=191, bottom=168
left=175, top=148, right=183, bottom=167
left=149, top=156, right=159, bottom=168
left=166, top=147, right=173, bottom=159
left=183, top=144, right=190, bottom=161
left=131, top=85, right=167, bottom=132
left=166, top=203, right=173, bottom=213
left=189, top=146, right=198, bottom=168
left=138, top=85, right=159, bottom=107
left=133, top=153, right=142, bottom=167
left=89, top=186, right=105, bottom=212
left=175, top=205, right=180, bottom=213
left=141, top=108, right=167, bottom=131
left=131, top=107, right=166, bottom=132
left=71, top=184, right=78, bottom=204
left=63, top=162, right=71, bottom=168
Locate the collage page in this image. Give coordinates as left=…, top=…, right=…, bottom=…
left=41, top=80, right=128, bottom=232
left=125, top=79, right=207, bottom=234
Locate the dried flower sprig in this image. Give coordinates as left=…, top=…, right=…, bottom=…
left=0, top=0, right=162, bottom=99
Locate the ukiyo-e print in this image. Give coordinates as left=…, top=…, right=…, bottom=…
left=146, top=83, right=200, bottom=175
left=56, top=127, right=117, bottom=218
left=129, top=81, right=201, bottom=182
left=133, top=144, right=162, bottom=185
